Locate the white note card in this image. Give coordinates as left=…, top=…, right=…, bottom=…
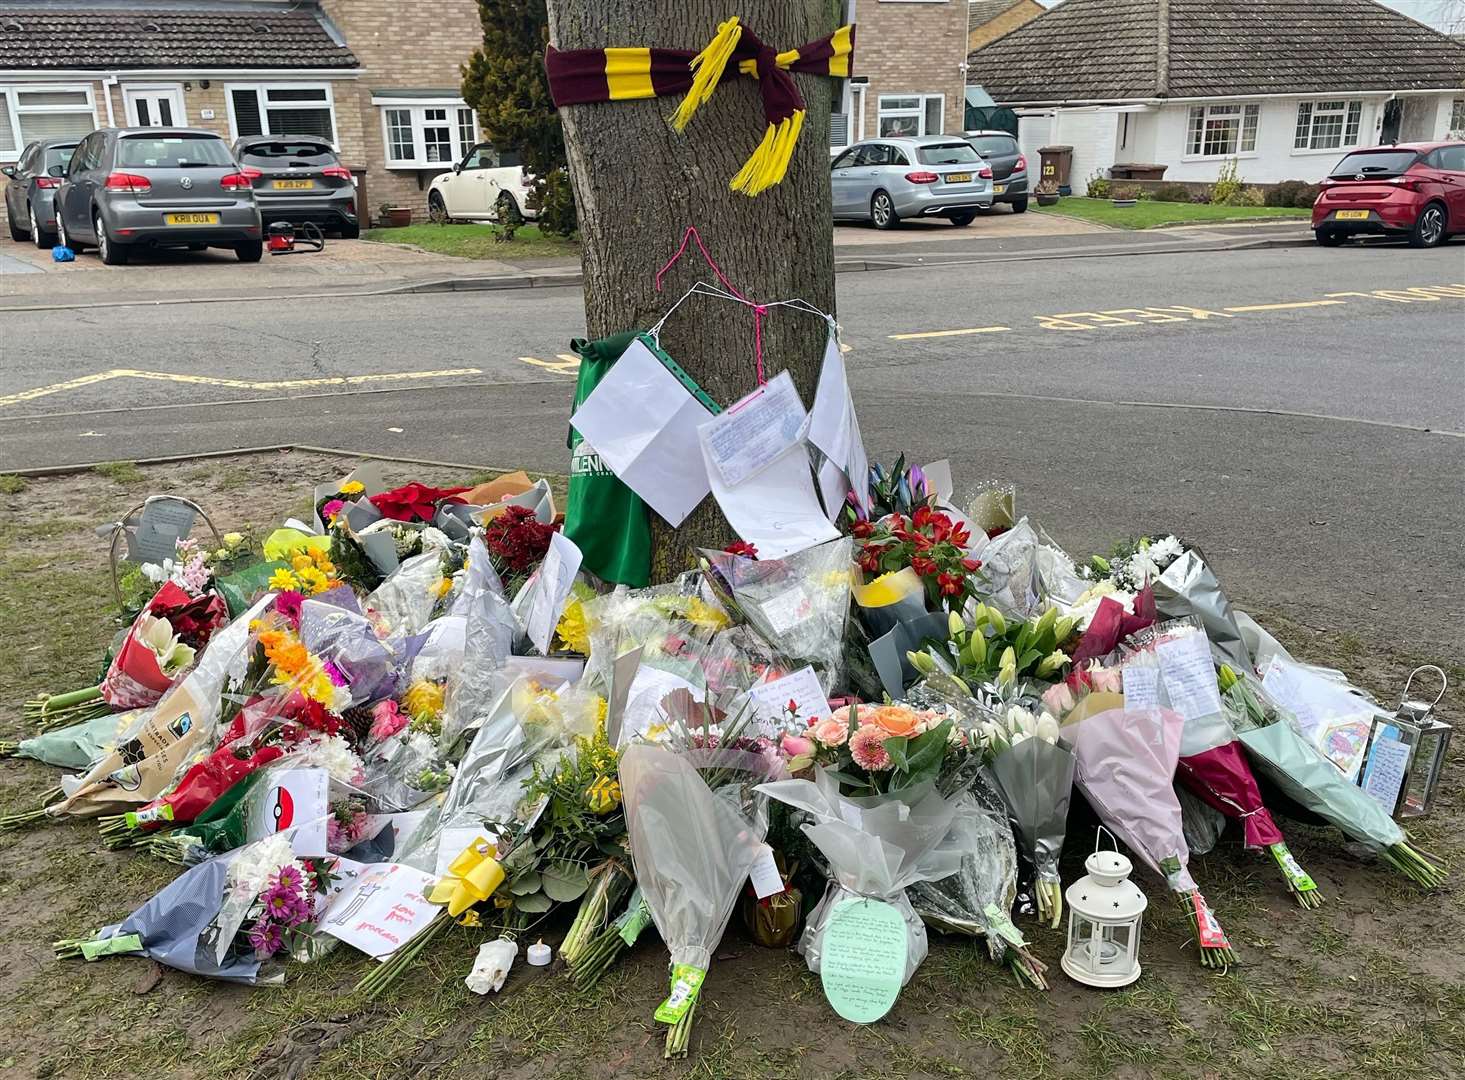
left=748, top=844, right=787, bottom=899
left=700, top=371, right=808, bottom=487
left=1122, top=665, right=1160, bottom=710
left=747, top=665, right=833, bottom=733
left=1156, top=632, right=1223, bottom=718
left=1362, top=733, right=1412, bottom=813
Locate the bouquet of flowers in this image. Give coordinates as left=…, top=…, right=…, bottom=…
left=790, top=701, right=969, bottom=797
left=910, top=605, right=1076, bottom=697
left=850, top=506, right=983, bottom=613
left=1223, top=667, right=1446, bottom=889
left=842, top=456, right=937, bottom=526
left=909, top=783, right=1049, bottom=988
left=620, top=740, right=782, bottom=1057
left=973, top=703, right=1076, bottom=928
left=56, top=833, right=337, bottom=984
left=1065, top=697, right=1238, bottom=969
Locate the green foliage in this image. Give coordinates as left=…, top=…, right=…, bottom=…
left=1292, top=182, right=1322, bottom=208
left=910, top=604, right=1076, bottom=692
left=0, top=474, right=25, bottom=494
left=94, top=460, right=144, bottom=485
left=1085, top=172, right=1112, bottom=199
left=1151, top=182, right=1193, bottom=203
left=1236, top=185, right=1267, bottom=207
left=1210, top=157, right=1244, bottom=206
left=1267, top=179, right=1307, bottom=207
left=462, top=0, right=577, bottom=235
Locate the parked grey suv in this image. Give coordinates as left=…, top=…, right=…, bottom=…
left=963, top=130, right=1029, bottom=212
left=3, top=137, right=80, bottom=247
left=832, top=136, right=994, bottom=229
left=232, top=135, right=359, bottom=238
left=56, top=127, right=263, bottom=264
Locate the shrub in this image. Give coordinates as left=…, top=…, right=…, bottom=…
left=1292, top=183, right=1321, bottom=208
left=1236, top=186, right=1266, bottom=207
left=1209, top=158, right=1244, bottom=205
left=532, top=171, right=579, bottom=237
left=1190, top=190, right=1213, bottom=204
left=1085, top=172, right=1112, bottom=199
left=1151, top=182, right=1192, bottom=203
left=1266, top=180, right=1305, bottom=207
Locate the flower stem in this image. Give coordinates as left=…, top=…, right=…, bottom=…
left=354, top=911, right=448, bottom=1001
left=664, top=1000, right=696, bottom=1059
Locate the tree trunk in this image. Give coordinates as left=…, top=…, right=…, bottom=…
left=546, top=0, right=838, bottom=582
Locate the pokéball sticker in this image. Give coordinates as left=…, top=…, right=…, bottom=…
left=271, top=786, right=295, bottom=832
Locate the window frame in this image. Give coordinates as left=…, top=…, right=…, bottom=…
left=1182, top=101, right=1260, bottom=160
left=225, top=82, right=338, bottom=147
left=1448, top=98, right=1464, bottom=141
left=877, top=93, right=944, bottom=139
left=0, top=83, right=98, bottom=161
left=377, top=102, right=479, bottom=169
left=1292, top=98, right=1364, bottom=155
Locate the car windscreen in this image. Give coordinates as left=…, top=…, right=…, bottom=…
left=44, top=145, right=78, bottom=170
left=1329, top=150, right=1419, bottom=179
left=917, top=143, right=981, bottom=166
left=238, top=141, right=337, bottom=165
left=117, top=134, right=234, bottom=169
left=966, top=135, right=1017, bottom=157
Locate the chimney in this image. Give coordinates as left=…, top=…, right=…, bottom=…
left=1156, top=0, right=1171, bottom=97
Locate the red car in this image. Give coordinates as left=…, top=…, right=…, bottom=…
left=1312, top=141, right=1465, bottom=248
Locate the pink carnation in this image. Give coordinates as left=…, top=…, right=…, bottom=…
left=780, top=733, right=814, bottom=760
left=849, top=726, right=893, bottom=771
left=369, top=699, right=408, bottom=742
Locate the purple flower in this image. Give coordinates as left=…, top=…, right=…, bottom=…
left=274, top=590, right=304, bottom=627
left=249, top=918, right=284, bottom=958
left=273, top=864, right=304, bottom=892
left=262, top=885, right=304, bottom=922
left=322, top=499, right=346, bottom=522
left=323, top=660, right=348, bottom=688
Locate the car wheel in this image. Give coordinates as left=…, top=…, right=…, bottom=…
left=7, top=205, right=27, bottom=241
left=30, top=203, right=55, bottom=248
left=495, top=191, right=523, bottom=226
left=1315, top=230, right=1346, bottom=247
left=338, top=221, right=361, bottom=240
left=871, top=190, right=899, bottom=230
left=948, top=211, right=976, bottom=227
left=1409, top=202, right=1447, bottom=248
left=1011, top=197, right=1029, bottom=214
left=96, top=212, right=128, bottom=265
left=235, top=239, right=264, bottom=263
left=428, top=192, right=449, bottom=225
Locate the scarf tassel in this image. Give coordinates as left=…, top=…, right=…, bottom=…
left=670, top=17, right=743, bottom=131
left=729, top=110, right=805, bottom=197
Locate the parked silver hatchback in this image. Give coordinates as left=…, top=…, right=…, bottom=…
left=831, top=136, right=993, bottom=229
left=56, top=127, right=263, bottom=264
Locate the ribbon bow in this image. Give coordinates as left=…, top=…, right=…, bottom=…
left=546, top=20, right=855, bottom=196
left=428, top=836, right=505, bottom=918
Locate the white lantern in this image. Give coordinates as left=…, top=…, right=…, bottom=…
left=1061, top=831, right=1147, bottom=989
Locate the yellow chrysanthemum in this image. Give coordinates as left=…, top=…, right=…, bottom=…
left=404, top=679, right=446, bottom=722
left=339, top=479, right=365, bottom=495
left=683, top=597, right=730, bottom=632
left=555, top=598, right=591, bottom=654
left=268, top=568, right=300, bottom=592
left=297, top=566, right=328, bottom=593
left=433, top=577, right=454, bottom=599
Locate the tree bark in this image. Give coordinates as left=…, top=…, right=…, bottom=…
left=545, top=0, right=838, bottom=582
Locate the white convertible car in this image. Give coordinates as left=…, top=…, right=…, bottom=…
left=427, top=142, right=538, bottom=223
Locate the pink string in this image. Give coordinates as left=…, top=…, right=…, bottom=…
left=654, top=225, right=766, bottom=385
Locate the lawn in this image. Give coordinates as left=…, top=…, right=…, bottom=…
left=362, top=222, right=580, bottom=261
left=2, top=455, right=1464, bottom=1080
left=1036, top=196, right=1313, bottom=230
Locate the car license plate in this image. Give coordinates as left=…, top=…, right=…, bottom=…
left=1334, top=209, right=1370, bottom=220
left=273, top=179, right=314, bottom=190
left=164, top=213, right=220, bottom=225
left=993, top=184, right=1007, bottom=194
left=944, top=173, right=972, bottom=183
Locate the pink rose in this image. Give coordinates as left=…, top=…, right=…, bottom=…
left=1088, top=661, right=1122, bottom=695
left=1042, top=681, right=1076, bottom=715
left=810, top=717, right=848, bottom=747
left=780, top=733, right=815, bottom=759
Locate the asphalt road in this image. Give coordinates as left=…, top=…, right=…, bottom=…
left=2, top=242, right=1462, bottom=652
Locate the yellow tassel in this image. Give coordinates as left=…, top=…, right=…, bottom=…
left=730, top=110, right=805, bottom=197
left=670, top=17, right=742, bottom=131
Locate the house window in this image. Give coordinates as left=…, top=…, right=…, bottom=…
left=376, top=102, right=478, bottom=168
left=1449, top=98, right=1465, bottom=140
left=228, top=84, right=337, bottom=143
left=0, top=85, right=97, bottom=158
left=1294, top=100, right=1362, bottom=151
left=878, top=94, right=943, bottom=138
left=1186, top=103, right=1259, bottom=157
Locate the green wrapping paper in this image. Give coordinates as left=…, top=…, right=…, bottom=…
left=1237, top=722, right=1404, bottom=852
left=15, top=711, right=134, bottom=769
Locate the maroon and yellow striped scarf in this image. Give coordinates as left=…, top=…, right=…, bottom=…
left=546, top=18, right=855, bottom=196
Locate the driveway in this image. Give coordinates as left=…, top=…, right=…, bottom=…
left=833, top=203, right=1109, bottom=246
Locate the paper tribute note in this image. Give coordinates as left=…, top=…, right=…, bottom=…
left=252, top=768, right=329, bottom=857
left=1122, top=665, right=1160, bottom=710
left=132, top=497, right=198, bottom=564
left=320, top=862, right=439, bottom=960
left=1361, top=730, right=1412, bottom=813
left=1155, top=632, right=1223, bottom=718
left=747, top=844, right=787, bottom=900
left=807, top=337, right=870, bottom=516
left=700, top=371, right=808, bottom=487
left=747, top=665, right=833, bottom=733
left=524, top=531, right=582, bottom=655
left=820, top=897, right=909, bottom=1024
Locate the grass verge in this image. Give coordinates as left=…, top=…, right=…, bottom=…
left=1035, top=197, right=1312, bottom=229
left=362, top=223, right=580, bottom=261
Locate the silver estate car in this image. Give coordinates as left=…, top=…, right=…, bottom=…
left=832, top=136, right=993, bottom=229
left=3, top=137, right=80, bottom=247
left=56, top=127, right=263, bottom=264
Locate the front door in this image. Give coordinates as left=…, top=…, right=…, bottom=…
left=124, top=85, right=186, bottom=128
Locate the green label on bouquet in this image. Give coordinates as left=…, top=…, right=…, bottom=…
left=1270, top=844, right=1317, bottom=893
left=618, top=897, right=653, bottom=947
left=654, top=964, right=705, bottom=1024
left=81, top=933, right=143, bottom=961
left=123, top=803, right=174, bottom=830
left=982, top=903, right=1029, bottom=949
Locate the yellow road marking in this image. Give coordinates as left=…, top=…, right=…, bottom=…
left=0, top=367, right=484, bottom=408
left=518, top=355, right=581, bottom=374
left=889, top=326, right=1011, bottom=340
left=1223, top=300, right=1346, bottom=313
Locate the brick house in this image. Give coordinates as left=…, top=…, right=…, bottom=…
left=967, top=0, right=1043, bottom=52
left=832, top=0, right=970, bottom=149
left=0, top=0, right=485, bottom=230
